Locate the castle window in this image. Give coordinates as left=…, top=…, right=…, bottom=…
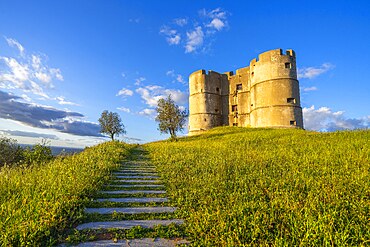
left=290, top=120, right=296, bottom=126
left=216, top=87, right=220, bottom=92
left=236, top=84, right=242, bottom=91
left=233, top=123, right=238, bottom=126
left=204, top=118, right=207, bottom=122
left=232, top=105, right=238, bottom=112
left=251, top=72, right=254, bottom=76
left=287, top=98, right=296, bottom=104
left=285, top=63, right=292, bottom=69
left=215, top=109, right=219, bottom=113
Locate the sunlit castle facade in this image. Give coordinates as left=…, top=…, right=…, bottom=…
left=188, top=48, right=304, bottom=135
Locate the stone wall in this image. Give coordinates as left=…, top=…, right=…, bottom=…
left=188, top=49, right=304, bottom=136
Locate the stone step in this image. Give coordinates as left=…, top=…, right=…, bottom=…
left=85, top=206, right=176, bottom=214
left=111, top=179, right=161, bottom=183
left=100, top=190, right=166, bottom=194
left=107, top=184, right=164, bottom=188
left=76, top=219, right=184, bottom=230
left=113, top=172, right=158, bottom=176
left=115, top=175, right=159, bottom=179
left=74, top=238, right=189, bottom=247
left=95, top=197, right=168, bottom=203
left=118, top=169, right=156, bottom=173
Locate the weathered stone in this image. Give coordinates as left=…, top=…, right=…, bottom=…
left=100, top=190, right=166, bottom=194
left=75, top=238, right=190, bottom=247
left=188, top=48, right=304, bottom=136
left=85, top=207, right=176, bottom=214
left=108, top=184, right=164, bottom=188
left=95, top=197, right=168, bottom=203
left=76, top=219, right=184, bottom=230
left=111, top=180, right=161, bottom=183
left=115, top=175, right=159, bottom=179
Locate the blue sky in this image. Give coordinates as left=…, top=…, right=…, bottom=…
left=0, top=0, right=369, bottom=147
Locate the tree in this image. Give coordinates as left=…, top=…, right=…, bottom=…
left=155, top=95, right=187, bottom=139
left=98, top=110, right=126, bottom=140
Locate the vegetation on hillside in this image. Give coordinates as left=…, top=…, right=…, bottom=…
left=145, top=127, right=369, bottom=246
left=0, top=136, right=53, bottom=168
left=0, top=141, right=133, bottom=246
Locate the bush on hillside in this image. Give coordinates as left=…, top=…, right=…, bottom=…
left=0, top=137, right=23, bottom=167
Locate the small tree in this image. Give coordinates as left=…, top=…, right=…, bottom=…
left=98, top=110, right=126, bottom=140
left=155, top=95, right=187, bottom=139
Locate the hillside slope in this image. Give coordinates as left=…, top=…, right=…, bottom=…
left=145, top=127, right=369, bottom=246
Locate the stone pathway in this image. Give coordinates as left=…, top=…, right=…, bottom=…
left=69, top=150, right=188, bottom=246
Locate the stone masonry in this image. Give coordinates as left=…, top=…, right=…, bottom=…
left=188, top=48, right=304, bottom=135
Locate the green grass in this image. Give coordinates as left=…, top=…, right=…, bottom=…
left=0, top=141, right=134, bottom=246
left=145, top=127, right=370, bottom=246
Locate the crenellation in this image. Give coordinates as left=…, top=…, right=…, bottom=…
left=188, top=48, right=304, bottom=135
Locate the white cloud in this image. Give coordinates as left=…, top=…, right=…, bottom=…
left=160, top=7, right=229, bottom=53
left=116, top=88, right=134, bottom=97
left=0, top=38, right=64, bottom=99
left=303, top=86, right=318, bottom=92
left=56, top=96, right=79, bottom=106
left=138, top=108, right=156, bottom=117
left=35, top=71, right=52, bottom=83
left=185, top=26, right=204, bottom=53
left=166, top=69, right=186, bottom=84
left=303, top=105, right=369, bottom=131
left=174, top=18, right=187, bottom=26
left=5, top=37, right=25, bottom=56
left=136, top=85, right=188, bottom=108
left=160, top=26, right=181, bottom=45
left=21, top=94, right=32, bottom=102
left=117, top=107, right=130, bottom=113
left=298, top=63, right=334, bottom=79
left=134, top=77, right=146, bottom=86
left=207, top=18, right=225, bottom=31
left=121, top=72, right=126, bottom=78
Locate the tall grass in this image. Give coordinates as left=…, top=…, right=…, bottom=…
left=145, top=127, right=369, bottom=246
left=0, top=141, right=133, bottom=246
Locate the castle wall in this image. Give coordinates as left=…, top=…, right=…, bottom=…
left=249, top=49, right=303, bottom=128
left=188, top=49, right=304, bottom=135
left=188, top=70, right=227, bottom=135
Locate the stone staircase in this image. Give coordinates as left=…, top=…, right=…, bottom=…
left=68, top=150, right=188, bottom=246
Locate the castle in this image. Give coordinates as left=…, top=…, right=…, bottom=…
left=188, top=48, right=304, bottom=136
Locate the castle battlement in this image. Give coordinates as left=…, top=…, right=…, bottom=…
left=188, top=48, right=304, bottom=135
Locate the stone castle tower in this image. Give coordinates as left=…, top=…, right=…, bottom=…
left=188, top=48, right=304, bottom=136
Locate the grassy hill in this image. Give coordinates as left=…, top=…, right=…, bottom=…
left=145, top=127, right=369, bottom=246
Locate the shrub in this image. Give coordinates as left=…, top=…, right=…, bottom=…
left=0, top=136, right=23, bottom=167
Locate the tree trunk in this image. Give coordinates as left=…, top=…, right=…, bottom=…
left=111, top=132, right=115, bottom=141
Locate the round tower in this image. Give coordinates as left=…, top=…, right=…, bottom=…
left=249, top=49, right=304, bottom=128
left=188, top=70, right=223, bottom=135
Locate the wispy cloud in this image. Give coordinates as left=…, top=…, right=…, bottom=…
left=298, top=63, right=334, bottom=79
left=2, top=130, right=59, bottom=140
left=138, top=108, right=156, bottom=119
left=185, top=26, right=204, bottom=53
left=136, top=85, right=188, bottom=108
left=0, top=90, right=102, bottom=137
left=174, top=18, right=187, bottom=26
left=303, top=105, right=369, bottom=131
left=116, top=88, right=134, bottom=97
left=202, top=8, right=228, bottom=31
left=160, top=26, right=181, bottom=45
left=134, top=77, right=146, bottom=86
left=0, top=37, right=64, bottom=99
left=117, top=107, right=130, bottom=113
left=55, top=96, right=79, bottom=106
left=160, top=8, right=229, bottom=53
left=166, top=70, right=186, bottom=84
left=5, top=37, right=25, bottom=56
left=302, top=86, right=318, bottom=92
